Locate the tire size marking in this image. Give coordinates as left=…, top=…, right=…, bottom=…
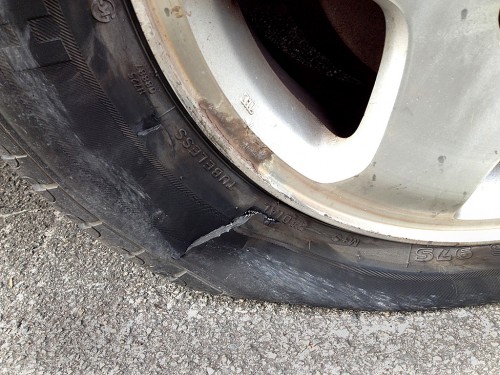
left=128, top=65, right=157, bottom=95
left=414, top=247, right=473, bottom=262
left=490, top=245, right=500, bottom=256
left=331, top=234, right=360, bottom=248
left=263, top=204, right=307, bottom=231
left=175, top=129, right=236, bottom=191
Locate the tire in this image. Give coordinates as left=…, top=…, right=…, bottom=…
left=1, top=0, right=500, bottom=310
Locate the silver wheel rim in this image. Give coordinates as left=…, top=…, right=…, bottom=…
left=131, top=0, right=500, bottom=245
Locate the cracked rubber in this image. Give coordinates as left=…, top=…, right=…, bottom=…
left=2, top=0, right=500, bottom=310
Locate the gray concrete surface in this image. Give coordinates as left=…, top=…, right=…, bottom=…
left=1, top=163, right=500, bottom=375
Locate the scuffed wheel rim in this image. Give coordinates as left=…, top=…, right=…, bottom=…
left=132, top=0, right=500, bottom=245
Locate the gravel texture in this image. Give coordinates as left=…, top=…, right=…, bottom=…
left=1, top=163, right=500, bottom=375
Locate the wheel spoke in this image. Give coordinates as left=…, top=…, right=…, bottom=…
left=341, top=0, right=500, bottom=217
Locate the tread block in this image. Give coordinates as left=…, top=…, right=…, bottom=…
left=0, top=23, right=19, bottom=48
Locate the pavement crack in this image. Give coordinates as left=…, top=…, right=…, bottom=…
left=0, top=208, right=49, bottom=218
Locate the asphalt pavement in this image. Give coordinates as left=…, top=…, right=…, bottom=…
left=1, top=163, right=500, bottom=374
